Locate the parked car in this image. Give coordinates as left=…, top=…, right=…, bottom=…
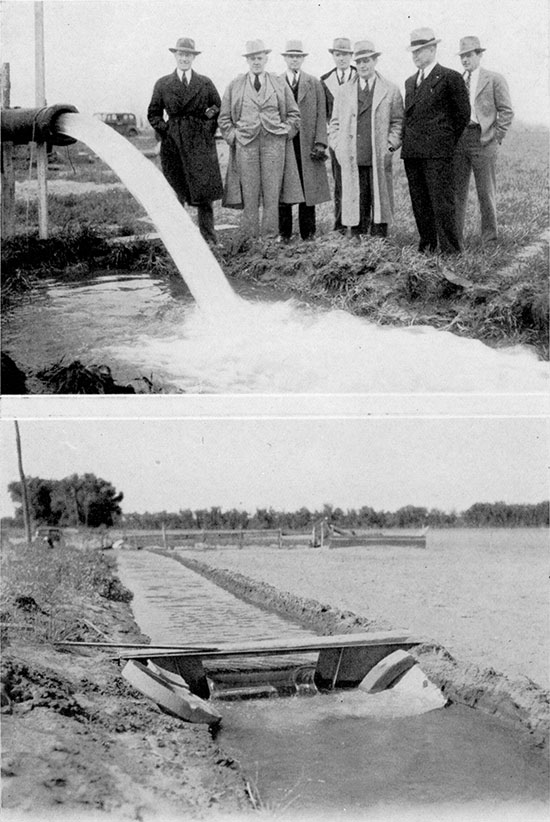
left=34, top=526, right=64, bottom=548
left=93, top=112, right=139, bottom=138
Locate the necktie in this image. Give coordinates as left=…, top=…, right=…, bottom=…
left=291, top=70, right=298, bottom=90
left=254, top=74, right=261, bottom=92
left=416, top=69, right=424, bottom=88
left=464, top=70, right=471, bottom=91
left=181, top=72, right=188, bottom=88
left=339, top=70, right=345, bottom=84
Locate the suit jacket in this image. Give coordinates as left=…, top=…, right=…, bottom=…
left=147, top=69, right=222, bottom=202
left=219, top=73, right=303, bottom=207
left=321, top=65, right=357, bottom=120
left=470, top=67, right=514, bottom=144
left=401, top=63, right=470, bottom=159
left=219, top=72, right=300, bottom=146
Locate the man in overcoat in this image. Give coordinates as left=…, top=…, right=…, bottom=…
left=453, top=36, right=514, bottom=245
left=328, top=40, right=403, bottom=238
left=278, top=40, right=331, bottom=242
left=147, top=37, right=223, bottom=245
left=401, top=28, right=470, bottom=254
left=219, top=40, right=302, bottom=240
left=321, top=38, right=357, bottom=233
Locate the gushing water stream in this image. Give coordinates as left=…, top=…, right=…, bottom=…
left=52, top=114, right=549, bottom=394
left=57, top=113, right=240, bottom=315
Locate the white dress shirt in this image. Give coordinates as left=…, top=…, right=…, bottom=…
left=177, top=69, right=192, bottom=85
left=465, top=66, right=480, bottom=123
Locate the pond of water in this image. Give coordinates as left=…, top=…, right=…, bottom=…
left=115, top=550, right=549, bottom=818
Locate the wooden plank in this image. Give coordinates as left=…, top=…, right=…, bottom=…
left=118, top=631, right=423, bottom=660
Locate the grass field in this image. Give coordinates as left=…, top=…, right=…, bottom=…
left=4, top=121, right=549, bottom=355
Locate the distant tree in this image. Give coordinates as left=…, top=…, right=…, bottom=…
left=8, top=473, right=123, bottom=528
left=393, top=506, right=429, bottom=528
left=8, top=477, right=55, bottom=525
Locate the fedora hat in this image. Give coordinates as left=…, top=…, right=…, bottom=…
left=458, top=36, right=486, bottom=55
left=353, top=40, right=381, bottom=59
left=407, top=27, right=441, bottom=52
left=243, top=39, right=271, bottom=57
left=281, top=40, right=308, bottom=57
left=169, top=37, right=201, bottom=55
left=328, top=37, right=353, bottom=54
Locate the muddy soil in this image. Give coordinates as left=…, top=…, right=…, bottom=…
left=1, top=594, right=252, bottom=821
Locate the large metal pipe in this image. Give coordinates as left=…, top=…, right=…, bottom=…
left=1, top=103, right=78, bottom=146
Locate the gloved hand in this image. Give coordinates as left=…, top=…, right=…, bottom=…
left=310, top=143, right=328, bottom=162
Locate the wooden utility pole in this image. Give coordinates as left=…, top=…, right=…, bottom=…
left=34, top=1, right=48, bottom=238
left=14, top=421, right=33, bottom=548
left=1, top=63, right=15, bottom=238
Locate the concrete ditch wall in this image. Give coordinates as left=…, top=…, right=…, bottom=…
left=160, top=552, right=550, bottom=751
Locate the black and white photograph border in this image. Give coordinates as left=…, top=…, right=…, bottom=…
left=0, top=396, right=548, bottom=821
left=1, top=0, right=549, bottom=395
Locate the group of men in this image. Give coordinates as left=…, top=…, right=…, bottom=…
left=147, top=27, right=513, bottom=256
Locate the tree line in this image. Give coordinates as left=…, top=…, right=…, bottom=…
left=122, top=502, right=549, bottom=531
left=4, top=475, right=548, bottom=530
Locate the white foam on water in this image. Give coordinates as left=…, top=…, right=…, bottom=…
left=108, top=298, right=549, bottom=394
left=56, top=113, right=549, bottom=394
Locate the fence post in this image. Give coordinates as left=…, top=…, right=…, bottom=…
left=34, top=2, right=49, bottom=238
left=1, top=63, right=15, bottom=239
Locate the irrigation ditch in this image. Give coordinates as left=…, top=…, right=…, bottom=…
left=156, top=551, right=550, bottom=751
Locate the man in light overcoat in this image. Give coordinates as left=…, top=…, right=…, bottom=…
left=147, top=37, right=223, bottom=245
left=453, top=36, right=514, bottom=245
left=218, top=40, right=302, bottom=239
left=328, top=41, right=403, bottom=237
left=321, top=38, right=357, bottom=234
left=278, top=41, right=331, bottom=242
left=401, top=28, right=470, bottom=255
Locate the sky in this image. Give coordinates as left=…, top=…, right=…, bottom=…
left=1, top=416, right=548, bottom=516
left=1, top=0, right=548, bottom=126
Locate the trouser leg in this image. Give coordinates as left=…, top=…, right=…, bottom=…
left=298, top=203, right=316, bottom=239
left=453, top=133, right=473, bottom=245
left=197, top=202, right=216, bottom=244
left=404, top=159, right=438, bottom=252
left=424, top=157, right=461, bottom=254
left=329, top=147, right=344, bottom=231
left=351, top=165, right=372, bottom=235
left=258, top=130, right=286, bottom=237
left=278, top=203, right=293, bottom=238
left=471, top=139, right=498, bottom=243
left=236, top=138, right=261, bottom=238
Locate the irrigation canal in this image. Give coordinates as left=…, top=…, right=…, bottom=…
left=116, top=549, right=549, bottom=816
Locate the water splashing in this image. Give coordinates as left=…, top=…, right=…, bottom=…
left=55, top=114, right=549, bottom=394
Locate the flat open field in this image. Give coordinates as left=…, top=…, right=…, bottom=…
left=183, top=528, right=549, bottom=689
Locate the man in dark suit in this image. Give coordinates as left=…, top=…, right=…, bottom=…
left=147, top=37, right=223, bottom=245
left=321, top=37, right=357, bottom=233
left=401, top=28, right=470, bottom=255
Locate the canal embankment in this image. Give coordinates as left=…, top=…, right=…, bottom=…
left=1, top=546, right=253, bottom=821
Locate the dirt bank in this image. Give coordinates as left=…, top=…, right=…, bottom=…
left=1, top=577, right=252, bottom=820
left=165, top=553, right=550, bottom=752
